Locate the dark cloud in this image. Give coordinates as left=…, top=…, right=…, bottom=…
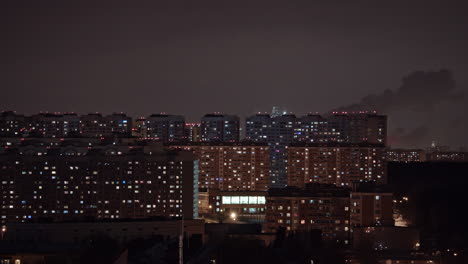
left=334, top=70, right=461, bottom=113
left=334, top=70, right=466, bottom=148
left=388, top=126, right=430, bottom=148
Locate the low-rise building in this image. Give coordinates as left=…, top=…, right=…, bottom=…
left=264, top=184, right=351, bottom=243
left=208, top=190, right=267, bottom=223
left=386, top=149, right=426, bottom=162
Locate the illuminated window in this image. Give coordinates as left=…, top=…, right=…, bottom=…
left=231, top=196, right=240, bottom=204
left=257, top=196, right=266, bottom=204
left=222, top=196, right=231, bottom=204
left=239, top=196, right=249, bottom=204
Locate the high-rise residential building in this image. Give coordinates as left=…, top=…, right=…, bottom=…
left=247, top=112, right=387, bottom=146
left=169, top=142, right=270, bottom=191
left=1, top=112, right=130, bottom=139
left=185, top=123, right=202, bottom=142
left=0, top=140, right=199, bottom=225
left=79, top=113, right=131, bottom=138
left=22, top=113, right=81, bottom=138
left=62, top=113, right=81, bottom=137
left=245, top=114, right=271, bottom=142
left=79, top=113, right=109, bottom=137
left=366, top=114, right=387, bottom=145
left=201, top=114, right=240, bottom=142
left=245, top=113, right=296, bottom=187
left=264, top=184, right=351, bottom=243
left=146, top=114, right=185, bottom=142
left=287, top=143, right=387, bottom=188
left=294, top=114, right=337, bottom=143
left=327, top=112, right=387, bottom=145
left=326, top=113, right=352, bottom=143
left=386, top=148, right=426, bottom=162
left=0, top=111, right=26, bottom=137
left=246, top=112, right=388, bottom=188
left=105, top=113, right=132, bottom=136
left=0, top=137, right=103, bottom=149
left=132, top=117, right=148, bottom=138
left=26, top=113, right=68, bottom=138
left=268, top=114, right=297, bottom=187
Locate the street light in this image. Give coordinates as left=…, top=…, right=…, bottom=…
left=1, top=225, right=6, bottom=240
left=230, top=212, right=237, bottom=221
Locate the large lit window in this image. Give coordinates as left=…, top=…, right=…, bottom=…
left=257, top=196, right=266, bottom=204
left=231, top=196, right=240, bottom=204
left=222, top=196, right=231, bottom=204
left=248, top=196, right=258, bottom=204
left=240, top=196, right=249, bottom=204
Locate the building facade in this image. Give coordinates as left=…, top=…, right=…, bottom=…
left=185, top=123, right=202, bottom=142
left=246, top=112, right=388, bottom=188
left=386, top=149, right=426, bottom=162
left=426, top=151, right=468, bottom=162
left=350, top=185, right=394, bottom=228
left=0, top=111, right=131, bottom=139
left=169, top=143, right=270, bottom=192
left=264, top=184, right=351, bottom=243
left=208, top=190, right=267, bottom=223
left=287, top=143, right=387, bottom=188
left=132, top=117, right=148, bottom=138
left=79, top=113, right=132, bottom=138
left=245, top=114, right=296, bottom=187
left=327, top=112, right=387, bottom=145
left=145, top=114, right=185, bottom=142
left=0, top=141, right=199, bottom=226
left=0, top=111, right=25, bottom=137
left=201, top=114, right=240, bottom=142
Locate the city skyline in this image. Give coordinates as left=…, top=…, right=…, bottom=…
left=2, top=1, right=468, bottom=149
left=2, top=108, right=464, bottom=150
left=1, top=2, right=468, bottom=263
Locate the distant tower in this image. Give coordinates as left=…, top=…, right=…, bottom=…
left=271, top=106, right=287, bottom=118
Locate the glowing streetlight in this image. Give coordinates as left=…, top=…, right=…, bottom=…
left=1, top=226, right=5, bottom=240
left=230, top=212, right=237, bottom=221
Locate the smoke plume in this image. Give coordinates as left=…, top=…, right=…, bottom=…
left=333, top=70, right=466, bottom=148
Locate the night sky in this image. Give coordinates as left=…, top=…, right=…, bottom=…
left=1, top=1, right=467, bottom=148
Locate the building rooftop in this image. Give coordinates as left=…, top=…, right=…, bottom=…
left=268, top=183, right=350, bottom=198
left=289, top=142, right=385, bottom=148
